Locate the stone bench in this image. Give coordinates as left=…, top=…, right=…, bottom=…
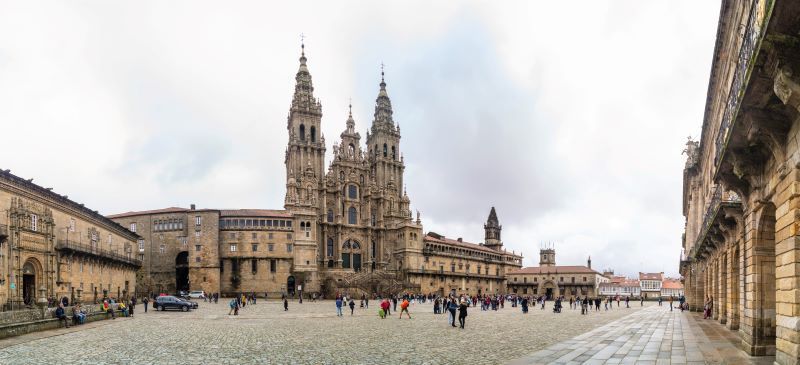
left=0, top=304, right=120, bottom=340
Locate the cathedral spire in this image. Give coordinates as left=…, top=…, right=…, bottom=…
left=373, top=63, right=394, bottom=126
left=290, top=38, right=320, bottom=115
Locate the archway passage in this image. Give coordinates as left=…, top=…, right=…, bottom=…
left=22, top=261, right=37, bottom=305
left=175, top=251, right=189, bottom=293
left=287, top=276, right=296, bottom=296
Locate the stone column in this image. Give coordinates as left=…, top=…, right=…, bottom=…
left=739, top=202, right=776, bottom=356
left=774, top=176, right=800, bottom=364
left=728, top=241, right=741, bottom=330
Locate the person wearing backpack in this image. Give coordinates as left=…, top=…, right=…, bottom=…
left=457, top=299, right=468, bottom=329
left=228, top=299, right=236, bottom=315
left=399, top=298, right=411, bottom=319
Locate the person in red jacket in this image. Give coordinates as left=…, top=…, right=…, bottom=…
left=380, top=299, right=390, bottom=319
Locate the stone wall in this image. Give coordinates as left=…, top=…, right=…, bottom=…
left=0, top=303, right=120, bottom=340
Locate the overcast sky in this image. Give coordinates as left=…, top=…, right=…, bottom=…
left=0, top=1, right=720, bottom=278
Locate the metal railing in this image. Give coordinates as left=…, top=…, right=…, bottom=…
left=56, top=240, right=142, bottom=267
left=714, top=0, right=766, bottom=168
left=690, top=185, right=742, bottom=259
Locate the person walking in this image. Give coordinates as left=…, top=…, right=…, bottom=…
left=521, top=297, right=529, bottom=314
left=142, top=296, right=149, bottom=313
left=458, top=299, right=468, bottom=329
left=392, top=296, right=398, bottom=312
left=679, top=295, right=686, bottom=312
left=380, top=299, right=390, bottom=319
left=228, top=298, right=236, bottom=315
left=399, top=298, right=411, bottom=319
left=336, top=297, right=343, bottom=317
left=669, top=296, right=674, bottom=311
left=349, top=298, right=356, bottom=315
left=447, top=299, right=457, bottom=327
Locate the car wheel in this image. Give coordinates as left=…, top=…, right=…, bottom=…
left=182, top=306, right=189, bottom=312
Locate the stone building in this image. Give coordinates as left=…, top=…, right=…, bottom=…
left=506, top=248, right=607, bottom=298
left=404, top=208, right=523, bottom=297
left=679, top=0, right=800, bottom=362
left=0, top=170, right=140, bottom=309
left=109, top=45, right=525, bottom=297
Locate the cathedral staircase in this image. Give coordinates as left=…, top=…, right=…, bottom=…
left=336, top=270, right=420, bottom=296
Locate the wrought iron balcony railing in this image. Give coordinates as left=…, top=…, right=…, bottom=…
left=56, top=240, right=142, bottom=267
left=690, top=185, right=742, bottom=259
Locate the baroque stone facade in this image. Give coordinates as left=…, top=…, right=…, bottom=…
left=109, top=45, right=525, bottom=297
left=0, top=170, right=140, bottom=309
left=680, top=1, right=800, bottom=363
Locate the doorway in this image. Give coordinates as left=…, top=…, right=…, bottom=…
left=22, top=261, right=37, bottom=305
left=545, top=288, right=554, bottom=300
left=287, top=276, right=296, bottom=296
left=175, top=252, right=189, bottom=292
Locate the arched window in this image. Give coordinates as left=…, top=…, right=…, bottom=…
left=360, top=175, right=364, bottom=185
left=348, top=143, right=355, bottom=156
left=310, top=126, right=316, bottom=142
left=327, top=238, right=334, bottom=257
left=383, top=144, right=387, bottom=157
left=300, top=221, right=306, bottom=229
left=371, top=240, right=377, bottom=258
left=348, top=185, right=358, bottom=199
left=391, top=146, right=396, bottom=160
left=339, top=171, right=345, bottom=181
left=348, top=207, right=357, bottom=224
left=299, top=124, right=306, bottom=141
left=327, top=209, right=333, bottom=223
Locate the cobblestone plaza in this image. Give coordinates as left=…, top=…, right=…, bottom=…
left=0, top=300, right=773, bottom=364
left=0, top=300, right=645, bottom=364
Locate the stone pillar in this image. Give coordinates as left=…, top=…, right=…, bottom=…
left=720, top=254, right=728, bottom=324
left=714, top=257, right=721, bottom=321
left=774, top=177, right=800, bottom=364
left=728, top=241, right=741, bottom=330
left=739, top=202, right=776, bottom=356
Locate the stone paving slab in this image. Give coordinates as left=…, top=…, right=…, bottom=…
left=508, top=305, right=776, bottom=365
left=0, top=299, right=647, bottom=364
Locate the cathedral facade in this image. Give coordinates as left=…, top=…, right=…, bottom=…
left=108, top=45, right=523, bottom=297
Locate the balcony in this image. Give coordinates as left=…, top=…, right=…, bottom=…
left=689, top=185, right=742, bottom=260
left=56, top=240, right=142, bottom=268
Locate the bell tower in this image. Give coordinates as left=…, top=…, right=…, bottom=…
left=285, top=41, right=326, bottom=209
left=540, top=247, right=556, bottom=267
left=484, top=206, right=503, bottom=251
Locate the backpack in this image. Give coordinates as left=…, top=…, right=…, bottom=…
left=229, top=299, right=236, bottom=308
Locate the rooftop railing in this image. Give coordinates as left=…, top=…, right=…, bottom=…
left=56, top=239, right=141, bottom=267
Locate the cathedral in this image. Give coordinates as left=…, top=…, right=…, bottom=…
left=107, top=44, right=523, bottom=297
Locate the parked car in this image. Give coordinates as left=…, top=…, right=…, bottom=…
left=154, top=296, right=194, bottom=312
left=188, top=290, right=206, bottom=299
left=177, top=297, right=199, bottom=309
left=177, top=290, right=189, bottom=299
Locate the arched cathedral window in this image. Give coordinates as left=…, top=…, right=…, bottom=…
left=339, top=171, right=345, bottom=181
left=299, top=124, right=306, bottom=141
left=383, top=144, right=387, bottom=157
left=310, top=126, right=316, bottom=142
left=327, top=209, right=333, bottom=223
left=327, top=238, right=334, bottom=257
left=391, top=146, right=396, bottom=160
left=348, top=207, right=357, bottom=225
left=348, top=185, right=358, bottom=199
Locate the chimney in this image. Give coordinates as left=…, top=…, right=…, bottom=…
left=457, top=237, right=462, bottom=242
left=190, top=204, right=196, bottom=210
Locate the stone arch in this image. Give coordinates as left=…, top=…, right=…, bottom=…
left=21, top=257, right=44, bottom=305
left=299, top=124, right=306, bottom=141
left=745, top=202, right=776, bottom=355
left=541, top=279, right=558, bottom=300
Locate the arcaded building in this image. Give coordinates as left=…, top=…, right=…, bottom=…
left=506, top=248, right=607, bottom=298
left=0, top=170, right=140, bottom=308
left=679, top=0, right=800, bottom=362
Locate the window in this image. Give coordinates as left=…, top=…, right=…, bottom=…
left=339, top=171, right=345, bottom=181
left=159, top=244, right=165, bottom=254
left=279, top=220, right=285, bottom=227
left=348, top=207, right=357, bottom=224
left=327, top=238, right=334, bottom=257
left=287, top=233, right=292, bottom=240
left=342, top=253, right=351, bottom=268
left=251, top=260, right=258, bottom=273
left=383, top=143, right=387, bottom=157
left=327, top=210, right=333, bottom=222
left=30, top=214, right=38, bottom=231
left=299, top=124, right=305, bottom=141
left=195, top=257, right=201, bottom=263
left=229, top=232, right=236, bottom=239
left=139, top=254, right=144, bottom=261
left=583, top=277, right=587, bottom=282
left=220, top=260, right=224, bottom=272
left=195, top=245, right=201, bottom=252
left=391, top=146, right=396, bottom=160
left=252, top=233, right=257, bottom=239
left=252, top=244, right=258, bottom=252
left=69, top=218, right=76, bottom=232
left=451, top=263, right=455, bottom=272
left=571, top=277, right=575, bottom=283
left=270, top=259, right=277, bottom=272
left=371, top=240, right=376, bottom=258
left=310, top=126, right=316, bottom=142
left=138, top=239, right=145, bottom=251
left=286, top=244, right=293, bottom=252
left=268, top=233, right=274, bottom=239
left=268, top=244, right=274, bottom=252
left=195, top=216, right=202, bottom=226
left=230, top=244, right=237, bottom=252
left=195, top=231, right=200, bottom=237
left=348, top=185, right=358, bottom=199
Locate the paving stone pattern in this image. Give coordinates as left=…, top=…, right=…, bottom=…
left=510, top=305, right=775, bottom=365
left=0, top=299, right=646, bottom=364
